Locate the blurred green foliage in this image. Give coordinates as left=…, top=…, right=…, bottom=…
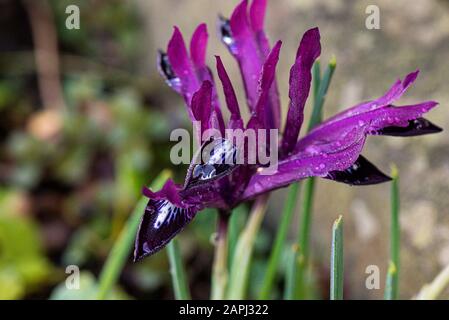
left=0, top=189, right=54, bottom=299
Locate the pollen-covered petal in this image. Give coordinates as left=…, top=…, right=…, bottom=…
left=281, top=27, right=321, bottom=156
left=134, top=198, right=197, bottom=261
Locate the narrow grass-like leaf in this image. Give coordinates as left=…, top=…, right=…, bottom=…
left=211, top=211, right=230, bottom=300
left=330, top=215, right=344, bottom=300
left=385, top=165, right=400, bottom=300
left=228, top=205, right=247, bottom=270
left=167, top=238, right=191, bottom=300
left=97, top=170, right=171, bottom=300
left=227, top=194, right=269, bottom=299
left=259, top=183, right=300, bottom=299
left=384, top=261, right=397, bottom=300
left=312, top=60, right=321, bottom=102
left=284, top=244, right=299, bottom=300
left=307, top=56, right=336, bottom=131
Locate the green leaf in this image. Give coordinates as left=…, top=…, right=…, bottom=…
left=227, top=195, right=269, bottom=299
left=259, top=182, right=299, bottom=299
left=330, top=215, right=344, bottom=300
left=167, top=239, right=191, bottom=300
left=385, top=165, right=400, bottom=300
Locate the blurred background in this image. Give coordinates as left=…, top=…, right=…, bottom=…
left=0, top=0, right=448, bottom=299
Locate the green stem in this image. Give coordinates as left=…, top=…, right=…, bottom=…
left=228, top=205, right=247, bottom=270
left=385, top=165, right=400, bottom=300
left=259, top=183, right=300, bottom=299
left=312, top=60, right=321, bottom=101
left=330, top=215, right=344, bottom=300
left=308, top=56, right=336, bottom=131
left=284, top=244, right=299, bottom=300
left=167, top=239, right=191, bottom=300
left=211, top=210, right=230, bottom=300
left=227, top=194, right=269, bottom=299
left=293, top=177, right=315, bottom=298
left=97, top=170, right=171, bottom=300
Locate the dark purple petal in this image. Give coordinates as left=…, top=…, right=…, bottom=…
left=249, top=0, right=271, bottom=62
left=167, top=27, right=199, bottom=105
left=242, top=137, right=365, bottom=200
left=228, top=0, right=262, bottom=110
left=326, top=70, right=420, bottom=124
left=134, top=198, right=197, bottom=261
left=220, top=0, right=280, bottom=128
left=281, top=28, right=321, bottom=156
left=190, top=23, right=208, bottom=68
left=215, top=56, right=244, bottom=129
left=250, top=40, right=282, bottom=130
left=142, top=179, right=184, bottom=207
left=378, top=117, right=442, bottom=136
left=135, top=179, right=199, bottom=260
left=325, top=155, right=392, bottom=185
left=157, top=50, right=182, bottom=94
left=163, top=27, right=225, bottom=135
left=295, top=101, right=439, bottom=156
left=249, top=0, right=266, bottom=32
left=184, top=137, right=238, bottom=190
left=191, top=81, right=213, bottom=135
left=243, top=101, right=438, bottom=199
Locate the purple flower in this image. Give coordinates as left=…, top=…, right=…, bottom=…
left=134, top=0, right=441, bottom=261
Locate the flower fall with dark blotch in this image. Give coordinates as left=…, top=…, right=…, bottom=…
left=134, top=0, right=442, bottom=261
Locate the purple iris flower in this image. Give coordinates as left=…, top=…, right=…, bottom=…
left=134, top=0, right=441, bottom=261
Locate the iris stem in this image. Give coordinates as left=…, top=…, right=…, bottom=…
left=227, top=194, right=269, bottom=299
left=330, top=215, right=344, bottom=300
left=385, top=165, right=400, bottom=300
left=97, top=170, right=171, bottom=300
left=259, top=183, right=300, bottom=299
left=167, top=239, right=191, bottom=300
left=211, top=210, right=230, bottom=300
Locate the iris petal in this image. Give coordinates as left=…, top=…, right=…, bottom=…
left=221, top=0, right=280, bottom=128
left=378, top=118, right=442, bottom=137
left=281, top=27, right=321, bottom=156
left=243, top=101, right=439, bottom=199
left=134, top=198, right=196, bottom=261
left=325, top=155, right=392, bottom=185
